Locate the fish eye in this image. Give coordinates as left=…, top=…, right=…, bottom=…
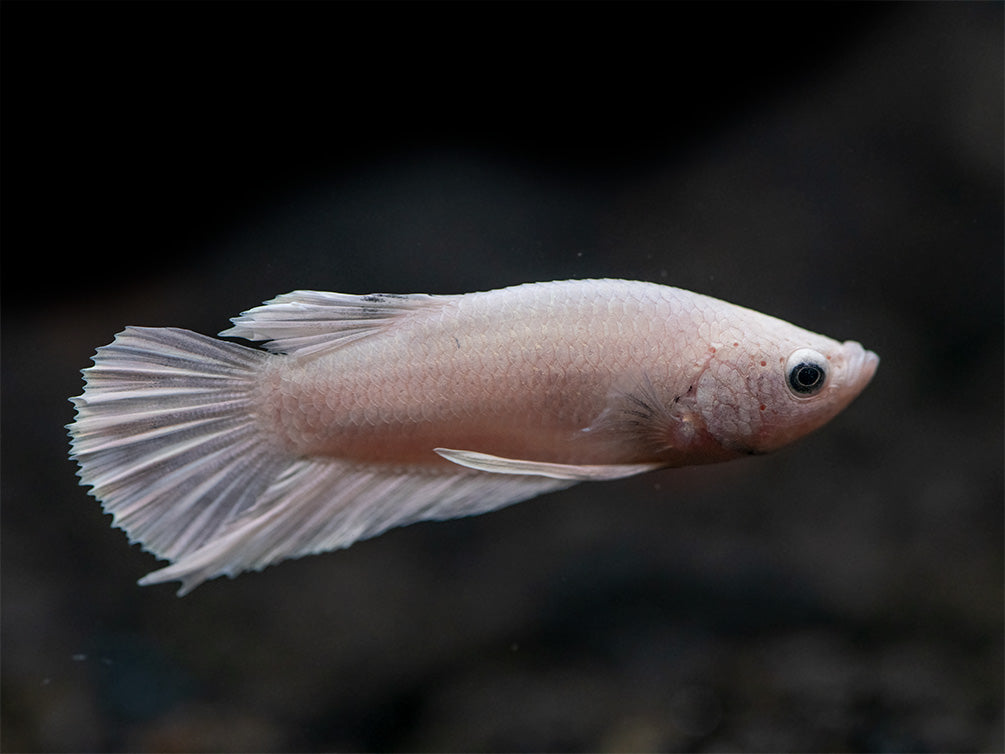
left=785, top=348, right=827, bottom=396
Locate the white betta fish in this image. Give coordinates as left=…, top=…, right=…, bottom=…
left=68, top=279, right=878, bottom=594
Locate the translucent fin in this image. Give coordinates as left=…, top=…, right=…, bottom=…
left=68, top=327, right=292, bottom=562
left=138, top=460, right=575, bottom=595
left=219, top=289, right=457, bottom=357
left=434, top=447, right=663, bottom=481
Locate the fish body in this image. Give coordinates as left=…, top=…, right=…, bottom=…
left=68, top=279, right=878, bottom=594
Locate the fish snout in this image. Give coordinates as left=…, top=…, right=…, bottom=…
left=841, top=340, right=880, bottom=389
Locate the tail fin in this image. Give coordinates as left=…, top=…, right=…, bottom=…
left=68, top=327, right=292, bottom=592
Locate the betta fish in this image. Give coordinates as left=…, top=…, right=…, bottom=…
left=68, top=279, right=879, bottom=594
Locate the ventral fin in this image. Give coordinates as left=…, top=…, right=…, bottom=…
left=434, top=448, right=663, bottom=481
left=220, top=290, right=458, bottom=357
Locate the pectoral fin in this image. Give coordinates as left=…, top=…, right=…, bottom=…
left=434, top=448, right=663, bottom=481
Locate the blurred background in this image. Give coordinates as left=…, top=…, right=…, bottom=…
left=2, top=2, right=1001, bottom=751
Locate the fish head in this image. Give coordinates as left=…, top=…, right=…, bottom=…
left=692, top=325, right=879, bottom=456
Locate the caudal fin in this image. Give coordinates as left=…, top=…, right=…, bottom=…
left=68, top=327, right=292, bottom=592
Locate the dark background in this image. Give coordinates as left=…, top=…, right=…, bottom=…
left=2, top=2, right=1002, bottom=752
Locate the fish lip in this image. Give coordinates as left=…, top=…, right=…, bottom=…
left=842, top=340, right=880, bottom=386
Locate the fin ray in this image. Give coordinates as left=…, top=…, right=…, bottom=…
left=68, top=327, right=291, bottom=561
left=220, top=289, right=457, bottom=357
left=139, top=461, right=575, bottom=595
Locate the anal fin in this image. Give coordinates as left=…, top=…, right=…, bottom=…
left=138, top=459, right=576, bottom=595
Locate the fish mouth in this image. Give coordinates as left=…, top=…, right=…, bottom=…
left=842, top=340, right=880, bottom=387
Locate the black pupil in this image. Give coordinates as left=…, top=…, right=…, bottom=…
left=789, top=363, right=824, bottom=394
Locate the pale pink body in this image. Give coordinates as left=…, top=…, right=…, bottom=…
left=256, top=281, right=874, bottom=468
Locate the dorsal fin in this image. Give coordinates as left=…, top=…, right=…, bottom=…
left=219, top=290, right=456, bottom=357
